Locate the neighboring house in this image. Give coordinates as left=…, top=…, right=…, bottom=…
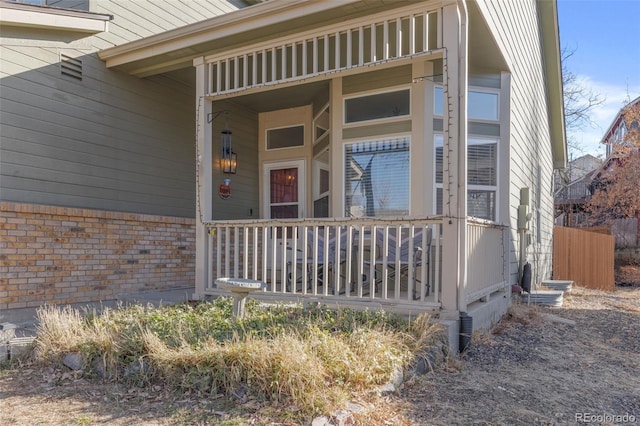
left=588, top=96, right=640, bottom=246
left=554, top=154, right=602, bottom=227
left=601, top=96, right=640, bottom=158
left=1, top=0, right=566, bottom=349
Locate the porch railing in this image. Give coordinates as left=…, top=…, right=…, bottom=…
left=203, top=6, right=442, bottom=96
left=203, top=218, right=443, bottom=311
left=465, top=219, right=509, bottom=305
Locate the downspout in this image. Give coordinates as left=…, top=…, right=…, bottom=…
left=456, top=0, right=468, bottom=315
left=456, top=0, right=470, bottom=352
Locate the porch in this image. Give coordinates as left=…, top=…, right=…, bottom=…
left=201, top=217, right=508, bottom=315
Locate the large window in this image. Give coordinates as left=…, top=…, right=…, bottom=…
left=435, top=135, right=498, bottom=221
left=345, top=137, right=410, bottom=217
left=344, top=89, right=410, bottom=124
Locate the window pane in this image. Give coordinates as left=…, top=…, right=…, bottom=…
left=468, top=91, right=498, bottom=121
left=267, top=126, right=304, bottom=149
left=436, top=187, right=442, bottom=215
left=319, top=169, right=330, bottom=194
left=434, top=86, right=444, bottom=116
left=468, top=190, right=495, bottom=220
left=271, top=205, right=298, bottom=219
left=270, top=168, right=298, bottom=203
left=434, top=133, right=443, bottom=184
left=468, top=142, right=497, bottom=186
left=345, top=138, right=410, bottom=217
left=345, top=89, right=410, bottom=123
left=314, top=196, right=329, bottom=218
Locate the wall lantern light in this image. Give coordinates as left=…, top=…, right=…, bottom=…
left=208, top=110, right=237, bottom=175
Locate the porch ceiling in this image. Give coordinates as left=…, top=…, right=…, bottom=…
left=223, top=81, right=329, bottom=113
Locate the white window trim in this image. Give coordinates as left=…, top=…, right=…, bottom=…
left=313, top=102, right=330, bottom=145
left=342, top=85, right=412, bottom=127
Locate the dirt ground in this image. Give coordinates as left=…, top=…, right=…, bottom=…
left=1, top=285, right=639, bottom=425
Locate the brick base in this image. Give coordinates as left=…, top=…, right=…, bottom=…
left=0, top=202, right=195, bottom=310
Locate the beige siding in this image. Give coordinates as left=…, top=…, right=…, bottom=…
left=0, top=1, right=242, bottom=217
left=476, top=0, right=556, bottom=285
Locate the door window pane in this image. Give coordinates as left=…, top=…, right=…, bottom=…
left=270, top=205, right=299, bottom=218
left=345, top=138, right=410, bottom=217
left=270, top=168, right=298, bottom=203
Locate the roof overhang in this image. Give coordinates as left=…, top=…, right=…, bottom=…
left=98, top=0, right=419, bottom=77
left=0, top=1, right=111, bottom=33
left=538, top=0, right=567, bottom=170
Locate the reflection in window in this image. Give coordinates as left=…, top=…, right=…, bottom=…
left=344, top=89, right=410, bottom=123
left=434, top=86, right=444, bottom=116
left=345, top=138, right=410, bottom=217
left=468, top=91, right=498, bottom=121
left=434, top=87, right=499, bottom=121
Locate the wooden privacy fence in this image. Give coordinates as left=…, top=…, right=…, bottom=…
left=553, top=226, right=614, bottom=291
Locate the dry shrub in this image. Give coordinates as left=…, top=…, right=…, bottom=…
left=34, top=306, right=122, bottom=374
left=492, top=303, right=542, bottom=335
left=34, top=305, right=86, bottom=357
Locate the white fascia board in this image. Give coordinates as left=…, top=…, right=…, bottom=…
left=0, top=5, right=110, bottom=33
left=98, top=0, right=359, bottom=68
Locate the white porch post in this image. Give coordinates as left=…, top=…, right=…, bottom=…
left=194, top=57, right=213, bottom=299
left=440, top=1, right=468, bottom=318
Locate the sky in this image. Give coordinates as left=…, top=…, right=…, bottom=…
left=557, top=0, right=640, bottom=159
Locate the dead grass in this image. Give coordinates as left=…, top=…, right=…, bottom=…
left=17, top=300, right=444, bottom=423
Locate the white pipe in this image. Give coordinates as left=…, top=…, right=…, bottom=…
left=456, top=0, right=469, bottom=313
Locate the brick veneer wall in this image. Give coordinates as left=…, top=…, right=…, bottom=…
left=0, top=202, right=195, bottom=310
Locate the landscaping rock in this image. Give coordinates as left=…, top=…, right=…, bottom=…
left=331, top=409, right=354, bottom=426
left=311, top=415, right=331, bottom=426
left=62, top=353, right=85, bottom=371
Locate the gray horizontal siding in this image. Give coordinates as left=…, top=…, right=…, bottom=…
left=0, top=1, right=240, bottom=217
